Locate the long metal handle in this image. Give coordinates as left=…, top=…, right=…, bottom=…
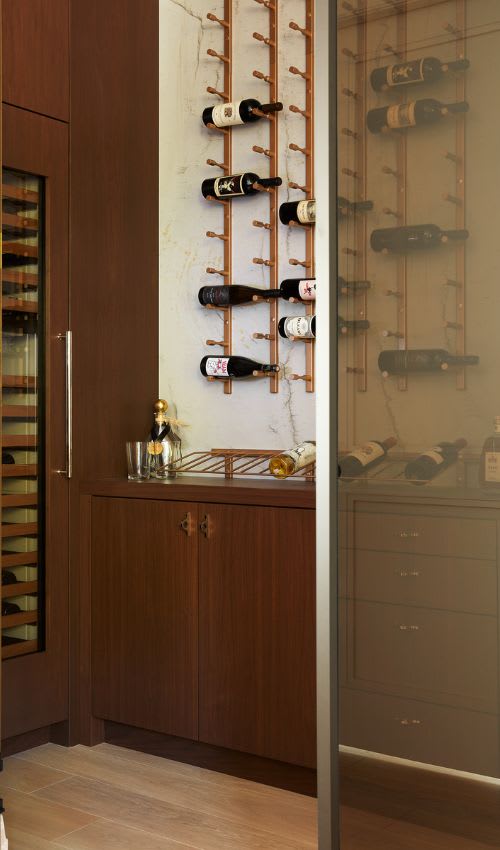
left=56, top=331, right=72, bottom=478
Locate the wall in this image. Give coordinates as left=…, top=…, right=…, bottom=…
left=159, top=0, right=315, bottom=451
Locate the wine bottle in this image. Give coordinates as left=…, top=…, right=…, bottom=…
left=200, top=356, right=280, bottom=379
left=269, top=441, right=316, bottom=479
left=367, top=98, right=469, bottom=133
left=479, top=417, right=500, bottom=487
left=371, top=224, right=469, bottom=254
left=338, top=278, right=371, bottom=295
left=2, top=452, right=15, bottom=465
left=279, top=278, right=316, bottom=301
left=405, top=438, right=467, bottom=484
left=378, top=349, right=479, bottom=376
left=370, top=57, right=470, bottom=92
left=2, top=600, right=21, bottom=616
left=198, top=285, right=279, bottom=307
left=202, top=98, right=283, bottom=128
left=2, top=571, right=18, bottom=586
left=338, top=316, right=370, bottom=334
left=279, top=200, right=316, bottom=225
left=339, top=437, right=397, bottom=478
left=278, top=315, right=316, bottom=340
left=202, top=173, right=282, bottom=200
left=338, top=196, right=374, bottom=215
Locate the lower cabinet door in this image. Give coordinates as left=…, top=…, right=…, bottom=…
left=198, top=503, right=316, bottom=768
left=91, top=497, right=199, bottom=739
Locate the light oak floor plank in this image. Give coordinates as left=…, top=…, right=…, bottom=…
left=19, top=744, right=316, bottom=847
left=4, top=827, right=59, bottom=850
left=1, top=787, right=97, bottom=841
left=34, top=776, right=314, bottom=850
left=0, top=757, right=70, bottom=794
left=54, top=819, right=199, bottom=850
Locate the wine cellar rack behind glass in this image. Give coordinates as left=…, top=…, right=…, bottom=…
left=1, top=168, right=44, bottom=660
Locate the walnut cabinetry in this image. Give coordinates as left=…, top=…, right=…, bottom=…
left=340, top=494, right=500, bottom=777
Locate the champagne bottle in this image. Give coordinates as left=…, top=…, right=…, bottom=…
left=338, top=196, right=374, bottom=215
left=339, top=437, right=397, bottom=478
left=200, top=356, right=280, bottom=379
left=371, top=224, right=469, bottom=254
left=2, top=571, right=18, bottom=586
left=338, top=316, right=370, bottom=334
left=378, top=349, right=479, bottom=376
left=202, top=98, right=283, bottom=128
left=2, top=600, right=21, bottom=616
left=279, top=200, right=316, bottom=225
left=278, top=315, right=316, bottom=340
left=202, top=173, right=282, bottom=200
left=479, top=417, right=500, bottom=487
left=367, top=98, right=469, bottom=133
left=198, top=285, right=279, bottom=307
left=269, top=441, right=316, bottom=479
left=278, top=278, right=316, bottom=301
left=338, top=278, right=371, bottom=295
left=405, top=438, right=467, bottom=484
left=370, top=57, right=470, bottom=92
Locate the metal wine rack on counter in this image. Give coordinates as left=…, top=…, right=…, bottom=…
left=171, top=448, right=315, bottom=482
left=203, top=0, right=316, bottom=394
left=339, top=0, right=468, bottom=392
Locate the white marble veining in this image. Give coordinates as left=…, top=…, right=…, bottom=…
left=159, top=0, right=316, bottom=451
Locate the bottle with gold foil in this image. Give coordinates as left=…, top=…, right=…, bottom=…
left=269, top=441, right=316, bottom=479
left=147, top=399, right=182, bottom=478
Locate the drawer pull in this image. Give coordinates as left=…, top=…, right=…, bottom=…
left=179, top=512, right=194, bottom=536
left=399, top=570, right=420, bottom=578
left=400, top=718, right=422, bottom=726
left=398, top=624, right=420, bottom=631
left=398, top=531, right=420, bottom=539
left=200, top=514, right=214, bottom=538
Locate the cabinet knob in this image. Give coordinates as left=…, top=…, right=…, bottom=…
left=180, top=512, right=194, bottom=536
left=397, top=530, right=420, bottom=539
left=400, top=718, right=422, bottom=726
left=200, top=514, right=213, bottom=538
left=398, top=570, right=420, bottom=578
left=398, top=624, right=420, bottom=631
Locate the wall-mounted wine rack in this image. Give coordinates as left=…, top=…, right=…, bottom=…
left=203, top=0, right=316, bottom=395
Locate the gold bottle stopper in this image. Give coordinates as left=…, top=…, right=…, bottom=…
left=154, top=398, right=169, bottom=417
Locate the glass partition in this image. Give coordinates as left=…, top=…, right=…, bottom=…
left=337, top=0, right=500, bottom=846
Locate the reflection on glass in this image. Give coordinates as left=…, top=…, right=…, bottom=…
left=338, top=1, right=500, bottom=847
left=2, top=168, right=44, bottom=659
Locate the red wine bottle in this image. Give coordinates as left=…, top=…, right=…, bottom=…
left=371, top=224, right=469, bottom=253
left=338, top=316, right=370, bottom=334
left=379, top=349, right=479, bottom=375
left=198, top=285, right=279, bottom=307
left=479, top=417, right=500, bottom=487
left=279, top=200, right=316, bottom=225
left=278, top=315, right=316, bottom=340
left=367, top=98, right=469, bottom=133
left=202, top=173, right=281, bottom=200
left=200, top=356, right=280, bottom=379
left=338, top=278, right=371, bottom=295
left=202, top=98, right=283, bottom=128
left=405, top=438, right=467, bottom=484
left=340, top=437, right=397, bottom=477
left=2, top=600, right=21, bottom=616
left=338, top=196, right=374, bottom=215
left=370, top=57, right=470, bottom=92
left=278, top=278, right=316, bottom=301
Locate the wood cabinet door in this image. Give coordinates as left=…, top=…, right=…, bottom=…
left=199, top=503, right=316, bottom=768
left=91, top=497, right=198, bottom=740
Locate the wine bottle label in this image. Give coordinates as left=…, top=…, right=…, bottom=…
left=421, top=448, right=444, bottom=465
left=297, top=200, right=316, bottom=223
left=348, top=442, right=385, bottom=467
left=204, top=357, right=229, bottom=377
left=213, top=174, right=245, bottom=198
left=201, top=286, right=229, bottom=307
left=386, top=103, right=417, bottom=129
left=298, top=280, right=316, bottom=300
left=387, top=59, right=425, bottom=87
left=283, top=441, right=316, bottom=472
left=485, top=452, right=500, bottom=482
left=284, top=316, right=315, bottom=339
left=211, top=100, right=244, bottom=127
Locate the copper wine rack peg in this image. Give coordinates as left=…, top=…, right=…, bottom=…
left=206, top=86, right=229, bottom=101
left=443, top=193, right=462, bottom=206
left=289, top=65, right=310, bottom=81
left=253, top=0, right=275, bottom=9
left=342, top=168, right=359, bottom=179
left=342, top=87, right=359, bottom=100
left=206, top=339, right=229, bottom=347
left=253, top=145, right=274, bottom=158
left=382, top=165, right=399, bottom=177
left=253, top=69, right=273, bottom=84
left=252, top=182, right=274, bottom=194
left=289, top=142, right=310, bottom=156
left=340, top=126, right=358, bottom=139
left=206, top=231, right=229, bottom=241
left=385, top=289, right=402, bottom=298
left=206, top=266, right=229, bottom=277
left=207, top=48, right=230, bottom=63
left=443, top=21, right=462, bottom=36
left=383, top=207, right=401, bottom=218
left=253, top=31, right=275, bottom=48
left=251, top=107, right=274, bottom=120
left=253, top=332, right=275, bottom=340
left=289, top=181, right=310, bottom=193
left=287, top=220, right=308, bottom=229
left=445, top=278, right=463, bottom=288
left=290, top=374, right=311, bottom=382
left=206, top=12, right=230, bottom=28
left=253, top=257, right=274, bottom=267
left=443, top=320, right=463, bottom=329
left=383, top=44, right=403, bottom=58
left=252, top=219, right=272, bottom=230
left=444, top=150, right=462, bottom=164
left=289, top=258, right=311, bottom=268
left=207, top=158, right=229, bottom=170
left=289, top=20, right=312, bottom=38
left=205, top=195, right=229, bottom=205
left=342, top=47, right=358, bottom=60
left=342, top=1, right=361, bottom=15
left=206, top=123, right=230, bottom=136
left=290, top=104, right=312, bottom=120
left=382, top=329, right=403, bottom=338
left=346, top=366, right=364, bottom=374
left=343, top=247, right=359, bottom=256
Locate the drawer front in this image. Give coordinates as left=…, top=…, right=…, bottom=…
left=353, top=512, right=496, bottom=560
left=339, top=549, right=497, bottom=616
left=340, top=688, right=499, bottom=778
left=341, top=600, right=498, bottom=712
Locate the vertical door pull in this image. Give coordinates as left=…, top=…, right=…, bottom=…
left=200, top=514, right=213, bottom=538
left=180, top=512, right=194, bottom=536
left=55, top=331, right=72, bottom=478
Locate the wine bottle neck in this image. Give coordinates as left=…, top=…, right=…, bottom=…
left=442, top=229, right=469, bottom=241
left=257, top=177, right=283, bottom=188
left=260, top=101, right=283, bottom=114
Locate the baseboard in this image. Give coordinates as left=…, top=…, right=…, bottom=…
left=2, top=725, right=51, bottom=757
